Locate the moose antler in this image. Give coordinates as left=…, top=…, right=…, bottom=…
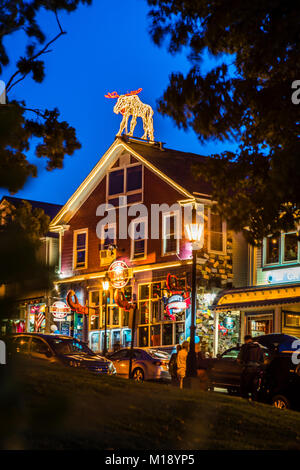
left=105, top=88, right=143, bottom=99
left=105, top=91, right=120, bottom=99
left=125, top=87, right=142, bottom=96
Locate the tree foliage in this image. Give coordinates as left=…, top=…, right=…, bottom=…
left=0, top=0, right=92, bottom=193
left=0, top=200, right=53, bottom=314
left=147, top=0, right=300, bottom=244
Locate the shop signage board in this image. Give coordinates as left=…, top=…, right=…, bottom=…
left=264, top=267, right=300, bottom=285
left=50, top=301, right=71, bottom=320
left=107, top=260, right=132, bottom=289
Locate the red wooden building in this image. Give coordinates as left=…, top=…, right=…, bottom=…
left=50, top=136, right=248, bottom=354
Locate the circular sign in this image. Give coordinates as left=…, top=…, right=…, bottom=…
left=108, top=260, right=131, bottom=289
left=50, top=301, right=71, bottom=320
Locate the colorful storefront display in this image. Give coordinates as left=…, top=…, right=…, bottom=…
left=28, top=303, right=46, bottom=333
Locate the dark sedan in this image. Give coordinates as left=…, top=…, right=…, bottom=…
left=7, top=333, right=116, bottom=375
left=198, top=334, right=300, bottom=410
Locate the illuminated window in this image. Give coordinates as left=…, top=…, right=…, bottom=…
left=137, top=280, right=186, bottom=347
left=284, top=312, right=300, bottom=328
left=73, top=230, right=88, bottom=269
left=209, top=210, right=226, bottom=253
left=264, top=232, right=299, bottom=266
left=265, top=236, right=280, bottom=264
left=283, top=233, right=298, bottom=262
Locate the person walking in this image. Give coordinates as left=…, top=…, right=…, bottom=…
left=237, top=334, right=265, bottom=400
left=169, top=344, right=181, bottom=386
left=177, top=341, right=189, bottom=389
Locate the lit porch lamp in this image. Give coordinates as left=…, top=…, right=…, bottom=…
left=102, top=275, right=110, bottom=357
left=185, top=204, right=204, bottom=379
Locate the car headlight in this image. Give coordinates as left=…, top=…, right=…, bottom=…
left=295, top=364, right=300, bottom=376
left=109, top=362, right=116, bottom=374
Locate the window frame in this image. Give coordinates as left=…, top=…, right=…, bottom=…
left=130, top=217, right=148, bottom=261
left=106, top=162, right=144, bottom=208
left=208, top=208, right=227, bottom=254
left=100, top=222, right=117, bottom=251
left=162, top=211, right=180, bottom=256
left=137, top=280, right=186, bottom=347
left=73, top=228, right=88, bottom=270
left=263, top=231, right=300, bottom=267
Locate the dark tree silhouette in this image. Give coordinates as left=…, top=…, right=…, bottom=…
left=0, top=0, right=92, bottom=193
left=147, top=0, right=300, bottom=244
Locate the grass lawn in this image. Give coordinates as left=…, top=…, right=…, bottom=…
left=1, top=359, right=300, bottom=450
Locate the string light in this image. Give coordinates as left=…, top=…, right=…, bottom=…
left=105, top=88, right=154, bottom=141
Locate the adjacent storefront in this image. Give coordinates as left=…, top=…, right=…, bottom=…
left=213, top=283, right=300, bottom=350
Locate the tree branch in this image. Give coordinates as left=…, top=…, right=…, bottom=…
left=6, top=11, right=66, bottom=93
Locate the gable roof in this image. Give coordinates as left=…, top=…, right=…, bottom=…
left=0, top=196, right=62, bottom=221
left=125, top=139, right=212, bottom=196
left=50, top=137, right=212, bottom=229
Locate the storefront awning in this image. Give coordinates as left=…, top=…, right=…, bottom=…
left=212, top=283, right=300, bottom=311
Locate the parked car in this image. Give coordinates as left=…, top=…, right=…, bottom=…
left=107, top=347, right=171, bottom=382
left=198, top=334, right=300, bottom=410
left=6, top=333, right=116, bottom=375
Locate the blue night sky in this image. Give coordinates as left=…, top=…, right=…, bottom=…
left=1, top=0, right=237, bottom=206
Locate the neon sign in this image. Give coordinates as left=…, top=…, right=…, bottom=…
left=50, top=301, right=71, bottom=320
left=66, top=290, right=88, bottom=315
left=164, top=274, right=191, bottom=320
left=108, top=260, right=132, bottom=289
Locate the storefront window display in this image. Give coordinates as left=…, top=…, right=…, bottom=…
left=217, top=311, right=240, bottom=353
left=195, top=292, right=241, bottom=355
left=74, top=312, right=83, bottom=340
left=137, top=279, right=187, bottom=347
left=247, top=312, right=273, bottom=336
left=90, top=331, right=100, bottom=352
left=284, top=311, right=300, bottom=328
left=122, top=329, right=131, bottom=347
left=28, top=303, right=46, bottom=333
left=88, top=285, right=133, bottom=351
left=195, top=292, right=216, bottom=355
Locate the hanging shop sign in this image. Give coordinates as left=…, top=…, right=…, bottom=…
left=107, top=260, right=132, bottom=289
left=164, top=273, right=191, bottom=320
left=50, top=301, right=71, bottom=320
left=66, top=290, right=88, bottom=315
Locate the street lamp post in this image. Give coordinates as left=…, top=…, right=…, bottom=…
left=185, top=205, right=204, bottom=379
left=102, top=276, right=109, bottom=357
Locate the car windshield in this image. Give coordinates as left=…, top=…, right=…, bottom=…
left=147, top=349, right=170, bottom=360
left=49, top=338, right=94, bottom=356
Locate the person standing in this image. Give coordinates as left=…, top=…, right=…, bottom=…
left=195, top=342, right=209, bottom=390
left=177, top=341, right=189, bottom=389
left=169, top=344, right=181, bottom=386
left=237, top=335, right=265, bottom=400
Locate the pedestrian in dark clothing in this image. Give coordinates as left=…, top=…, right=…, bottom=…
left=195, top=343, right=209, bottom=390
left=169, top=344, right=181, bottom=386
left=237, top=335, right=265, bottom=400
